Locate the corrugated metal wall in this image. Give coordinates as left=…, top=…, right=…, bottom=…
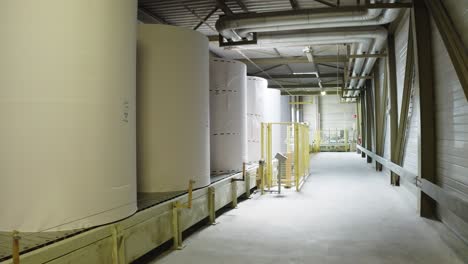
left=431, top=3, right=468, bottom=242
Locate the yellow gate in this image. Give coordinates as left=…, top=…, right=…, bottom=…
left=260, top=122, right=310, bottom=193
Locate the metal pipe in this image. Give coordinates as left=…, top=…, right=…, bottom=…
left=213, top=27, right=388, bottom=95
left=229, top=27, right=380, bottom=49
left=216, top=0, right=398, bottom=41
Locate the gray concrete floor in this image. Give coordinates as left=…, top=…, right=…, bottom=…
left=145, top=153, right=465, bottom=264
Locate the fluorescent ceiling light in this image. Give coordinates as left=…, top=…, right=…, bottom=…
left=292, top=72, right=319, bottom=76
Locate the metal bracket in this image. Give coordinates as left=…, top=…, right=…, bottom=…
left=415, top=177, right=422, bottom=188
left=171, top=180, right=195, bottom=250
left=245, top=170, right=251, bottom=199
left=171, top=202, right=184, bottom=250
left=219, top=32, right=258, bottom=47
left=12, top=231, right=20, bottom=264
left=231, top=162, right=251, bottom=199
left=259, top=160, right=265, bottom=195
left=231, top=180, right=238, bottom=209
left=111, top=225, right=125, bottom=264
left=208, top=187, right=217, bottom=225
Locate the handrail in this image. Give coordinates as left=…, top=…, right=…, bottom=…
left=356, top=145, right=468, bottom=224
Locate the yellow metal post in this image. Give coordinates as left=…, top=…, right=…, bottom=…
left=171, top=180, right=195, bottom=249
left=231, top=180, right=238, bottom=208
left=267, top=123, right=272, bottom=189
left=294, top=123, right=300, bottom=191
left=260, top=123, right=265, bottom=160
left=172, top=202, right=182, bottom=249
left=243, top=163, right=251, bottom=198
left=12, top=231, right=20, bottom=264
left=111, top=224, right=125, bottom=264
left=259, top=160, right=265, bottom=195
left=187, top=180, right=194, bottom=209
left=285, top=125, right=292, bottom=188
left=208, top=187, right=216, bottom=225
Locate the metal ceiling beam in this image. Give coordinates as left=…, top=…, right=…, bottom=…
left=137, top=8, right=169, bottom=24
left=251, top=64, right=285, bottom=75
left=193, top=7, right=218, bottom=30
left=289, top=0, right=299, bottom=9
left=365, top=3, right=413, bottom=8
left=273, top=48, right=296, bottom=76
left=238, top=56, right=347, bottom=65
left=252, top=73, right=341, bottom=79
left=234, top=0, right=249, bottom=12
left=424, top=0, right=468, bottom=98
left=318, top=63, right=344, bottom=70
left=313, top=0, right=337, bottom=7
left=348, top=54, right=387, bottom=59
left=270, top=83, right=341, bottom=89
left=281, top=91, right=341, bottom=95
left=179, top=1, right=217, bottom=32
left=216, top=0, right=234, bottom=15
left=348, top=76, right=374, bottom=80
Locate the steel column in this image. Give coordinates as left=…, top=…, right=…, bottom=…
left=412, top=0, right=436, bottom=219
left=387, top=34, right=399, bottom=186
left=360, top=92, right=367, bottom=158
left=208, top=187, right=217, bottom=225
left=365, top=83, right=373, bottom=163
left=373, top=69, right=383, bottom=170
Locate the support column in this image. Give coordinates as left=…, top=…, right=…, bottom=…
left=208, top=187, right=217, bottom=225
left=365, top=81, right=374, bottom=164
left=387, top=34, right=399, bottom=186
left=373, top=68, right=384, bottom=171
left=356, top=97, right=362, bottom=152
left=111, top=224, right=126, bottom=263
left=231, top=180, right=238, bottom=209
left=359, top=95, right=366, bottom=158
left=412, top=0, right=437, bottom=218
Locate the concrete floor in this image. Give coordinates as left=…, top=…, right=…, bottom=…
left=143, top=153, right=465, bottom=264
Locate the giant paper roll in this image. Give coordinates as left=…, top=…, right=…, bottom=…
left=137, top=25, right=210, bottom=192
left=264, top=88, right=282, bottom=156
left=210, top=59, right=247, bottom=174
left=246, top=77, right=268, bottom=163
left=0, top=0, right=138, bottom=232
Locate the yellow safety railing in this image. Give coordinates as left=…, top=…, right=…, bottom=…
left=260, top=122, right=310, bottom=193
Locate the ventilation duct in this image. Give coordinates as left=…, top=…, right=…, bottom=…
left=216, top=1, right=399, bottom=41
left=213, top=27, right=387, bottom=95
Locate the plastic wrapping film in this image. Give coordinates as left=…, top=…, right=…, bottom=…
left=0, top=0, right=138, bottom=232
left=137, top=25, right=210, bottom=192
left=246, top=77, right=268, bottom=163
left=209, top=59, right=247, bottom=174
left=264, top=88, right=283, bottom=156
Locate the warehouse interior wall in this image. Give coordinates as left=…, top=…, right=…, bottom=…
left=369, top=3, right=468, bottom=243
left=431, top=1, right=468, bottom=243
